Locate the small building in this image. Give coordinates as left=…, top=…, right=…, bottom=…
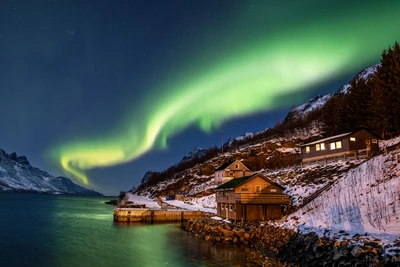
left=300, top=129, right=380, bottom=165
left=214, top=173, right=289, bottom=221
left=214, top=160, right=253, bottom=185
left=175, top=192, right=187, bottom=201
left=166, top=195, right=175, bottom=201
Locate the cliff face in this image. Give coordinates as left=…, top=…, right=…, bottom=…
left=0, top=149, right=102, bottom=196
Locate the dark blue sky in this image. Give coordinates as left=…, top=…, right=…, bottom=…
left=1, top=0, right=399, bottom=195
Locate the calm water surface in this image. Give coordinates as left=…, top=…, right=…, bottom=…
left=0, top=193, right=265, bottom=267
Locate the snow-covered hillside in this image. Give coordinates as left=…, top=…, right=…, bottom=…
left=0, top=149, right=102, bottom=195
left=288, top=149, right=400, bottom=238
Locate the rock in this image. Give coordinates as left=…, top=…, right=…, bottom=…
left=333, top=253, right=343, bottom=261
left=244, top=232, right=250, bottom=240
left=351, top=246, right=363, bottom=257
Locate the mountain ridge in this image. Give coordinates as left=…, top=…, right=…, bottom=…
left=0, top=149, right=102, bottom=196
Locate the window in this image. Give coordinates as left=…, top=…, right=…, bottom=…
left=330, top=142, right=335, bottom=150
left=372, top=139, right=377, bottom=144
left=256, top=185, right=261, bottom=193
left=270, top=188, right=277, bottom=192
left=241, top=188, right=248, bottom=192
left=229, top=205, right=233, bottom=211
left=305, top=146, right=310, bottom=153
left=217, top=192, right=220, bottom=196
left=330, top=141, right=342, bottom=150
left=336, top=141, right=342, bottom=149
left=235, top=163, right=238, bottom=169
left=225, top=204, right=228, bottom=210
left=350, top=137, right=356, bottom=142
left=221, top=204, right=224, bottom=210
left=366, top=139, right=371, bottom=145
left=321, top=143, right=325, bottom=150
left=316, top=144, right=320, bottom=151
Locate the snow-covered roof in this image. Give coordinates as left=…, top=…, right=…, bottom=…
left=301, top=132, right=352, bottom=146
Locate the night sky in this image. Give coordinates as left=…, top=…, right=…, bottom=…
left=1, top=0, right=399, bottom=195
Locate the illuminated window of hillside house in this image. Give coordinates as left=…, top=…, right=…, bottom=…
left=270, top=188, right=277, bottom=192
left=330, top=142, right=335, bottom=150
left=350, top=137, right=356, bottom=141
left=306, top=146, right=310, bottom=153
left=372, top=139, right=377, bottom=144
left=336, top=141, right=342, bottom=149
left=321, top=143, right=325, bottom=150
left=316, top=144, right=320, bottom=151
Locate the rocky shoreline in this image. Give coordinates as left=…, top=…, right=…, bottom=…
left=182, top=218, right=400, bottom=266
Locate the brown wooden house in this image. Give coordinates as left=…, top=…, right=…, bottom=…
left=214, top=160, right=253, bottom=185
left=214, top=173, right=289, bottom=221
left=300, top=129, right=380, bottom=165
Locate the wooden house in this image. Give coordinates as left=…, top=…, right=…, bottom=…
left=214, top=173, right=289, bottom=221
left=214, top=160, right=253, bottom=185
left=300, top=129, right=380, bottom=165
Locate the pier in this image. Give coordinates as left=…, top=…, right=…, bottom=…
left=113, top=208, right=206, bottom=222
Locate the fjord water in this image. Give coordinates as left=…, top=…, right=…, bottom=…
left=0, top=194, right=264, bottom=267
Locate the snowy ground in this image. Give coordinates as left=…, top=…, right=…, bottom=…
left=127, top=192, right=216, bottom=213
left=127, top=193, right=161, bottom=209
left=284, top=149, right=400, bottom=247
left=164, top=199, right=216, bottom=213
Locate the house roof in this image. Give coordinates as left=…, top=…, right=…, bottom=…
left=214, top=173, right=285, bottom=191
left=300, top=128, right=380, bottom=147
left=301, top=132, right=352, bottom=146
left=214, top=175, right=253, bottom=191
left=215, top=160, right=235, bottom=171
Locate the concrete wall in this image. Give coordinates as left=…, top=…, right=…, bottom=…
left=114, top=209, right=205, bottom=222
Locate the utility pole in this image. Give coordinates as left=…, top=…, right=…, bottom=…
left=221, top=130, right=224, bottom=154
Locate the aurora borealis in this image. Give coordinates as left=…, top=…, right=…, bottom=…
left=1, top=1, right=400, bottom=194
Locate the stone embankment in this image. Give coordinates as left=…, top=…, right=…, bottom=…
left=182, top=218, right=400, bottom=266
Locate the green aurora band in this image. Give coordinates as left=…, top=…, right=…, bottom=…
left=51, top=2, right=400, bottom=185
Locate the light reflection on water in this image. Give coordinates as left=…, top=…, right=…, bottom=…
left=0, top=193, right=265, bottom=266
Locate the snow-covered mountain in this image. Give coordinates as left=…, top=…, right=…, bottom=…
left=225, top=128, right=270, bottom=147
left=0, top=149, right=102, bottom=195
left=180, top=147, right=208, bottom=162
left=285, top=64, right=379, bottom=122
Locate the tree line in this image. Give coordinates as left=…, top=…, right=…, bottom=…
left=322, top=42, right=400, bottom=138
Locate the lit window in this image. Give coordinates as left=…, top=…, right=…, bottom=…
left=321, top=143, right=325, bottom=150
left=270, top=188, right=277, bottom=192
left=305, top=146, right=310, bottom=153
left=372, top=139, right=377, bottom=144
left=316, top=144, right=320, bottom=151
left=221, top=204, right=224, bottom=210
left=366, top=140, right=371, bottom=145
left=336, top=141, right=342, bottom=149
left=330, top=142, right=336, bottom=150
left=350, top=137, right=356, bottom=142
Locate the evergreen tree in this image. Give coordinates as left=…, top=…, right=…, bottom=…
left=369, top=42, right=400, bottom=138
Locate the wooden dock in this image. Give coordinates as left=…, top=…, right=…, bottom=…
left=113, top=208, right=206, bottom=222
